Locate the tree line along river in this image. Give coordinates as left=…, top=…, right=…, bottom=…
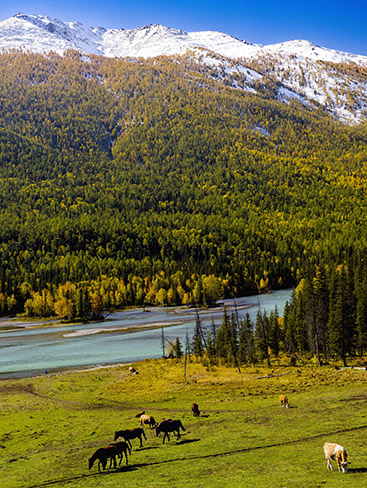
left=0, top=289, right=292, bottom=379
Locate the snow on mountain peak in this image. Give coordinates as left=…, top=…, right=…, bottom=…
left=264, top=38, right=367, bottom=65
left=0, top=13, right=103, bottom=55
left=1, top=14, right=367, bottom=124
left=1, top=13, right=366, bottom=65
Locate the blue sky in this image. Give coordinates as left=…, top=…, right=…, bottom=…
left=2, top=0, right=367, bottom=54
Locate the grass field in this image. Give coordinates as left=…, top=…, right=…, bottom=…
left=1, top=358, right=367, bottom=487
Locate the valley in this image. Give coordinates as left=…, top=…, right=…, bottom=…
left=1, top=360, right=367, bottom=487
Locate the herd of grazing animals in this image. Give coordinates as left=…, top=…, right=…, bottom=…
left=89, top=415, right=188, bottom=472
left=88, top=385, right=350, bottom=476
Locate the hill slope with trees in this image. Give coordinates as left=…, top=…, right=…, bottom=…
left=0, top=50, right=367, bottom=326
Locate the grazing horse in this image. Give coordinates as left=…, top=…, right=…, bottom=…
left=140, top=414, right=157, bottom=428
left=191, top=403, right=200, bottom=417
left=108, top=441, right=131, bottom=465
left=279, top=394, right=289, bottom=408
left=88, top=445, right=118, bottom=472
left=114, top=427, right=147, bottom=448
left=155, top=419, right=185, bottom=443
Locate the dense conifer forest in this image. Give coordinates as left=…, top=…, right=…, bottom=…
left=1, top=49, right=367, bottom=362
left=188, top=262, right=367, bottom=368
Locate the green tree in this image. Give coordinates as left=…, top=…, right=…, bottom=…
left=255, top=310, right=271, bottom=366
left=328, top=265, right=355, bottom=366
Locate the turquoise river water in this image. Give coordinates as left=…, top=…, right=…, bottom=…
left=0, top=289, right=292, bottom=378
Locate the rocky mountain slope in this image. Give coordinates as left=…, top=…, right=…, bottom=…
left=1, top=13, right=367, bottom=123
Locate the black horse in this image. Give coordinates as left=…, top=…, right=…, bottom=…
left=155, top=419, right=185, bottom=443
left=114, top=427, right=147, bottom=448
left=88, top=445, right=117, bottom=471
left=109, top=441, right=131, bottom=465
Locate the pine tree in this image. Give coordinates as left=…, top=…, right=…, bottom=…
left=313, top=265, right=329, bottom=360
left=328, top=265, right=355, bottom=366
left=303, top=276, right=323, bottom=367
left=215, top=305, right=231, bottom=362
left=269, top=306, right=280, bottom=358
left=355, top=276, right=367, bottom=355
left=174, top=337, right=183, bottom=358
left=192, top=308, right=204, bottom=357
left=293, top=282, right=309, bottom=356
left=228, top=312, right=241, bottom=372
left=206, top=329, right=216, bottom=364
left=255, top=309, right=271, bottom=366
left=238, top=312, right=256, bottom=365
left=283, top=297, right=297, bottom=363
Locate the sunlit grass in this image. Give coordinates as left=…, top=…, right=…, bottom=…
left=1, top=359, right=367, bottom=487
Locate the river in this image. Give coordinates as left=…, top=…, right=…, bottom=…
left=0, top=289, right=292, bottom=379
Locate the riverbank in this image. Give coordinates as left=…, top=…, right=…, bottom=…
left=0, top=289, right=293, bottom=378
left=0, top=300, right=253, bottom=332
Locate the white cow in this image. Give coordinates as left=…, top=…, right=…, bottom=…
left=323, top=442, right=349, bottom=473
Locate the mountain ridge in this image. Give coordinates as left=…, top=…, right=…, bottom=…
left=2, top=13, right=366, bottom=63
left=1, top=13, right=367, bottom=124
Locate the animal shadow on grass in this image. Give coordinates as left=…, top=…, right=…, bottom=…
left=200, top=414, right=210, bottom=418
left=175, top=438, right=200, bottom=446
left=94, top=465, right=138, bottom=477
left=115, top=464, right=138, bottom=474
left=136, top=446, right=159, bottom=451
left=348, top=467, right=367, bottom=474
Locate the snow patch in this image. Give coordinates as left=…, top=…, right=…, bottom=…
left=1, top=14, right=367, bottom=123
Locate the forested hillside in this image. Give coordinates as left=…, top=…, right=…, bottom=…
left=0, top=50, right=367, bottom=320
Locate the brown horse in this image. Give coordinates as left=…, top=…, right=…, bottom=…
left=108, top=441, right=131, bottom=465
left=155, top=419, right=185, bottom=443
left=114, top=427, right=147, bottom=448
left=140, top=414, right=157, bottom=428
left=88, top=445, right=118, bottom=472
left=191, top=403, right=200, bottom=417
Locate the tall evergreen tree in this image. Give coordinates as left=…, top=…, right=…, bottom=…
left=313, top=265, right=329, bottom=359
left=293, top=285, right=309, bottom=356
left=215, top=305, right=233, bottom=363
left=269, top=306, right=281, bottom=358
left=328, top=265, right=355, bottom=366
left=283, top=296, right=298, bottom=364
left=304, top=276, right=323, bottom=366
left=355, top=276, right=367, bottom=355
left=238, top=312, right=256, bottom=365
left=192, top=308, right=205, bottom=357
left=174, top=337, right=183, bottom=358
left=255, top=309, right=271, bottom=366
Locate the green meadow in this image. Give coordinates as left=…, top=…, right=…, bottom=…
left=1, top=360, right=367, bottom=488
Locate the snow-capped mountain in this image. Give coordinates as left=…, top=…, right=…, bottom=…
left=1, top=13, right=367, bottom=123
left=0, top=13, right=265, bottom=58
left=4, top=13, right=367, bottom=64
